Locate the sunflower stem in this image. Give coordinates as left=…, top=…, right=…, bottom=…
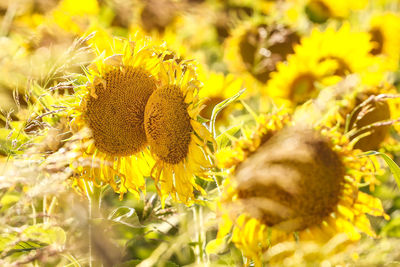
left=193, top=206, right=206, bottom=265
left=43, top=195, right=47, bottom=224
left=84, top=182, right=93, bottom=267
left=83, top=181, right=102, bottom=267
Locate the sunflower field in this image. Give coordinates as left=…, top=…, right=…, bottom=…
left=3, top=0, right=400, bottom=266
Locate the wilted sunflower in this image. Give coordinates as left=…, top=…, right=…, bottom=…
left=225, top=19, right=300, bottom=85
left=144, top=59, right=214, bottom=205
left=69, top=37, right=162, bottom=198
left=266, top=23, right=384, bottom=106
left=368, top=12, right=400, bottom=70
left=215, top=110, right=387, bottom=265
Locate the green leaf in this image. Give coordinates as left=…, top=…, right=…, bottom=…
left=0, top=224, right=66, bottom=257
left=361, top=151, right=400, bottom=190
left=216, top=124, right=243, bottom=149
left=114, top=259, right=141, bottom=267
left=108, top=206, right=142, bottom=228
left=114, top=259, right=179, bottom=267
left=210, top=89, right=246, bottom=138
left=0, top=191, right=21, bottom=211
left=23, top=224, right=66, bottom=247
left=381, top=216, right=400, bottom=237
left=0, top=233, right=18, bottom=252
left=205, top=238, right=226, bottom=255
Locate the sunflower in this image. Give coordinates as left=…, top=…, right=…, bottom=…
left=368, top=12, right=400, bottom=70
left=144, top=58, right=215, bottom=205
left=304, top=0, right=367, bottom=23
left=265, top=23, right=384, bottom=107
left=198, top=70, right=243, bottom=123
left=215, top=110, right=388, bottom=266
left=134, top=0, right=181, bottom=34
left=69, top=36, right=162, bottom=199
left=51, top=0, right=100, bottom=35
left=224, top=19, right=300, bottom=85
left=337, top=83, right=400, bottom=152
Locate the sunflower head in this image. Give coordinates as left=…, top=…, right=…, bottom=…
left=140, top=0, right=179, bottom=33
left=145, top=84, right=193, bottom=164
left=305, top=0, right=367, bottom=22
left=347, top=92, right=391, bottom=151
left=335, top=82, right=400, bottom=152
left=266, top=23, right=384, bottom=107
left=69, top=36, right=163, bottom=198
left=368, top=12, right=400, bottom=70
left=305, top=0, right=331, bottom=23
left=86, top=66, right=157, bottom=156
left=233, top=126, right=345, bottom=232
left=225, top=21, right=300, bottom=84
left=144, top=59, right=215, bottom=205
left=216, top=111, right=388, bottom=264
left=198, top=70, right=243, bottom=124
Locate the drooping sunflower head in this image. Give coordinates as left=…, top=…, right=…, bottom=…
left=145, top=84, right=192, bottom=164
left=69, top=36, right=163, bottom=197
left=144, top=59, right=215, bottom=205
left=216, top=111, right=388, bottom=264
left=233, top=127, right=345, bottom=232
left=225, top=20, right=300, bottom=84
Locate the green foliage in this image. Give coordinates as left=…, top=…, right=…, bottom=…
left=363, top=151, right=400, bottom=190
left=210, top=89, right=246, bottom=138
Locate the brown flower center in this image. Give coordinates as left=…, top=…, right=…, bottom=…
left=85, top=67, right=156, bottom=156
left=305, top=0, right=331, bottom=23
left=199, top=96, right=225, bottom=120
left=144, top=85, right=193, bottom=164
left=234, top=127, right=345, bottom=232
left=320, top=56, right=352, bottom=76
left=289, top=74, right=317, bottom=104
left=140, top=0, right=177, bottom=33
left=238, top=24, right=300, bottom=83
left=348, top=92, right=391, bottom=151
left=369, top=27, right=384, bottom=55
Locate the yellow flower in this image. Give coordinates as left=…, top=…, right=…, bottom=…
left=304, top=0, right=367, bottom=23
left=215, top=110, right=387, bottom=266
left=51, top=0, right=99, bottom=35
left=369, top=12, right=400, bottom=70
left=266, top=23, right=384, bottom=106
left=198, top=70, right=243, bottom=123
left=69, top=37, right=162, bottom=199
left=144, top=59, right=215, bottom=206
left=224, top=19, right=300, bottom=85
